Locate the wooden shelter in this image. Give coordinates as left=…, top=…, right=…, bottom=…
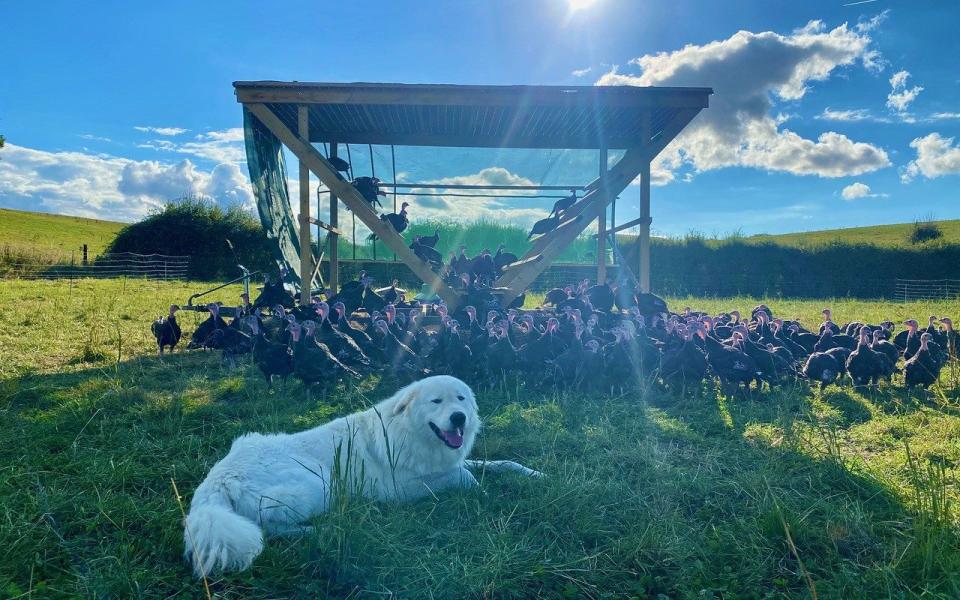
left=235, top=81, right=711, bottom=307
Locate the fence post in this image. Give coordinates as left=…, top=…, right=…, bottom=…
left=82, top=244, right=88, bottom=266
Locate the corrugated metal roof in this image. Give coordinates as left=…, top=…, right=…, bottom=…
left=234, top=81, right=711, bottom=150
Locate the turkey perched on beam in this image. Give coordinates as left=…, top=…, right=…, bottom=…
left=379, top=202, right=409, bottom=234
left=493, top=244, right=518, bottom=272
left=415, top=227, right=440, bottom=248
left=528, top=214, right=560, bottom=240
left=548, top=193, right=577, bottom=218
left=352, top=176, right=386, bottom=209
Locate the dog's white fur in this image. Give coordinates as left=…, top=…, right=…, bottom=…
left=183, top=375, right=541, bottom=576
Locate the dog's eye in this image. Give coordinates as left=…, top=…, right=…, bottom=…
left=457, top=395, right=465, bottom=401
left=431, top=398, right=442, bottom=404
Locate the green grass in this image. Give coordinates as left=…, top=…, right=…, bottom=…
left=0, top=208, right=124, bottom=263
left=3, top=278, right=960, bottom=597
left=746, top=220, right=960, bottom=249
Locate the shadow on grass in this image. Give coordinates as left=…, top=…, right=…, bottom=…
left=2, top=355, right=960, bottom=598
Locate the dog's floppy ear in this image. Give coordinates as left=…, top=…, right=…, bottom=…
left=391, top=381, right=420, bottom=416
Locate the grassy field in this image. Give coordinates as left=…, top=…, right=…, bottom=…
left=0, top=208, right=125, bottom=263
left=746, top=220, right=960, bottom=248
left=2, top=278, right=960, bottom=598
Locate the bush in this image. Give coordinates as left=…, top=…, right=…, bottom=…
left=909, top=220, right=943, bottom=245
left=617, top=236, right=960, bottom=298
left=105, top=196, right=274, bottom=280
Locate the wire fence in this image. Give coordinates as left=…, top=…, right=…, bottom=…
left=895, top=279, right=960, bottom=302
left=2, top=253, right=190, bottom=281
left=5, top=252, right=959, bottom=302
left=328, top=259, right=909, bottom=299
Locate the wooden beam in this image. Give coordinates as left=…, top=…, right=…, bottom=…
left=597, top=147, right=608, bottom=284
left=328, top=143, right=340, bottom=294
left=298, top=105, right=311, bottom=303
left=496, top=147, right=646, bottom=290
left=609, top=215, right=651, bottom=235
left=576, top=107, right=700, bottom=195
left=235, top=82, right=712, bottom=110
left=307, top=217, right=343, bottom=236
left=299, top=129, right=680, bottom=151
left=494, top=115, right=693, bottom=293
left=495, top=151, right=647, bottom=304
left=639, top=160, right=651, bottom=294
left=498, top=185, right=631, bottom=307
left=496, top=254, right=544, bottom=279
left=245, top=103, right=461, bottom=308
left=639, top=114, right=653, bottom=294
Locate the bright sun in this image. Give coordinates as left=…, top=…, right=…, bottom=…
left=568, top=0, right=598, bottom=12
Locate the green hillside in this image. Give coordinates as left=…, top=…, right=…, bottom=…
left=0, top=207, right=124, bottom=260
left=746, top=219, right=960, bottom=248
left=3, top=206, right=960, bottom=273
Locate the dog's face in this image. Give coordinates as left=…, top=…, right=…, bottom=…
left=393, top=375, right=479, bottom=460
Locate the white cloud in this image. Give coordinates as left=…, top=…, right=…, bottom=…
left=902, top=133, right=960, bottom=182
left=886, top=70, right=923, bottom=113
left=571, top=67, right=592, bottom=77
left=597, top=19, right=891, bottom=180
left=134, top=126, right=190, bottom=136
left=195, top=128, right=245, bottom=143
left=285, top=167, right=556, bottom=243
left=79, top=133, right=113, bottom=142
left=840, top=181, right=886, bottom=200
left=0, top=143, right=253, bottom=221
left=404, top=167, right=552, bottom=228
left=137, top=127, right=246, bottom=164
left=855, top=9, right=889, bottom=34
left=931, top=112, right=960, bottom=121
left=816, top=107, right=874, bottom=122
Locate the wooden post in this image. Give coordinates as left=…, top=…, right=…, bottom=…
left=243, top=103, right=461, bottom=308
left=328, top=142, right=340, bottom=294
left=82, top=244, right=88, bottom=266
left=297, top=105, right=312, bottom=303
left=597, top=148, right=608, bottom=283
left=639, top=160, right=651, bottom=293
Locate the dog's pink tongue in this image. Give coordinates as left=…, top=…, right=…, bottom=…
left=443, top=429, right=464, bottom=448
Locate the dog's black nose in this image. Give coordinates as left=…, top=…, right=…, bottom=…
left=450, top=411, right=466, bottom=428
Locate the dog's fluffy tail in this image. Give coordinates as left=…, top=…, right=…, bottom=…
left=183, top=487, right=264, bottom=577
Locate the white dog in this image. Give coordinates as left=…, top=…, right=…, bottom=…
left=183, top=375, right=542, bottom=576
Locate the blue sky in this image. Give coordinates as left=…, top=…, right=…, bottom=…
left=1, top=0, right=958, bottom=237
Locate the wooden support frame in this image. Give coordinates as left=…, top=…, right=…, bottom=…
left=494, top=107, right=701, bottom=304
left=495, top=149, right=647, bottom=305
left=496, top=146, right=646, bottom=290
left=238, top=79, right=709, bottom=308
left=638, top=160, right=651, bottom=293
left=245, top=102, right=461, bottom=308
left=235, top=82, right=712, bottom=111
left=597, top=147, right=608, bottom=284
left=608, top=215, right=651, bottom=235
left=307, top=217, right=343, bottom=236
left=297, top=105, right=311, bottom=303
left=328, top=143, right=340, bottom=294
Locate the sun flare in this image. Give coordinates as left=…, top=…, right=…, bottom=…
left=568, top=0, right=599, bottom=13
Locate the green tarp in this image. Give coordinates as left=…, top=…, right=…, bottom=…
left=242, top=107, right=316, bottom=292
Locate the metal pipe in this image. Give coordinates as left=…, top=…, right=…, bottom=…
left=185, top=271, right=262, bottom=308
left=397, top=191, right=572, bottom=199
left=378, top=182, right=586, bottom=191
